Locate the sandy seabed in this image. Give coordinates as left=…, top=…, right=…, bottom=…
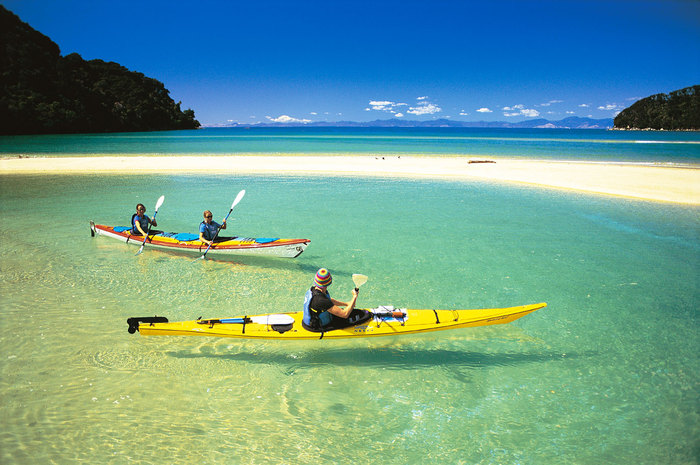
left=0, top=154, right=698, bottom=205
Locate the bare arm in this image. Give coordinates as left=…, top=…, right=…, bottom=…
left=199, top=232, right=213, bottom=245
left=327, top=289, right=358, bottom=319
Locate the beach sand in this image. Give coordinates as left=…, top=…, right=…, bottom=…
left=0, top=155, right=698, bottom=205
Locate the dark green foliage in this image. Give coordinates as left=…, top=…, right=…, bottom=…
left=0, top=6, right=200, bottom=135
left=614, top=85, right=700, bottom=130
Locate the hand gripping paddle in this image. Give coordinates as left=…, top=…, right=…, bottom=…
left=199, top=189, right=246, bottom=260
left=135, top=195, right=164, bottom=255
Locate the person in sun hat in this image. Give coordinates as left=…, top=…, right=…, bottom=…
left=302, top=268, right=358, bottom=331
left=199, top=210, right=227, bottom=245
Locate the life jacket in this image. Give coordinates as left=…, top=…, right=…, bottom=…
left=131, top=214, right=150, bottom=235
left=303, top=288, right=333, bottom=329
left=200, top=221, right=219, bottom=241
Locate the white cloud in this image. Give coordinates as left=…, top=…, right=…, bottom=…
left=395, top=112, right=404, bottom=117
left=566, top=110, right=575, bottom=114
left=579, top=104, right=590, bottom=108
left=521, top=109, right=540, bottom=117
left=368, top=100, right=408, bottom=112
left=539, top=100, right=563, bottom=107
left=310, top=112, right=317, bottom=115
left=266, top=115, right=312, bottom=124
left=459, top=111, right=469, bottom=116
left=369, top=100, right=395, bottom=111
left=503, top=104, right=540, bottom=117
left=476, top=107, right=492, bottom=113
left=369, top=97, right=440, bottom=116
left=598, top=104, right=622, bottom=111
left=407, top=102, right=442, bottom=115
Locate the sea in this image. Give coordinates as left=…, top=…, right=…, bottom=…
left=0, top=127, right=698, bottom=464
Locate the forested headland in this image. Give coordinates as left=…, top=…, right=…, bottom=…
left=0, top=6, right=200, bottom=135
left=613, top=85, right=699, bottom=130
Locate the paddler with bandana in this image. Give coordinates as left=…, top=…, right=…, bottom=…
left=302, top=268, right=358, bottom=331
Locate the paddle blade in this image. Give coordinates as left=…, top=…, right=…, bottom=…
left=352, top=274, right=368, bottom=289
left=155, top=195, right=165, bottom=211
left=231, top=189, right=246, bottom=209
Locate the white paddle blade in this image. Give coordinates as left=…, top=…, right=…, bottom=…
left=352, top=274, right=368, bottom=288
left=231, top=189, right=246, bottom=209
left=155, top=195, right=165, bottom=211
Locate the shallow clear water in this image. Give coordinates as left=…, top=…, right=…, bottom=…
left=1, top=171, right=698, bottom=464
left=1, top=127, right=699, bottom=163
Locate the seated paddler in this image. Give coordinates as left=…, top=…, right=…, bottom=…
left=131, top=203, right=157, bottom=236
left=199, top=210, right=226, bottom=245
left=303, top=268, right=360, bottom=332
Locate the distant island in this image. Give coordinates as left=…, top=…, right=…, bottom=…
left=0, top=6, right=200, bottom=135
left=614, top=85, right=699, bottom=130
left=215, top=116, right=614, bottom=129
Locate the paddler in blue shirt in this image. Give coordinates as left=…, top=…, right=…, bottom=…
left=302, top=268, right=358, bottom=331
left=131, top=203, right=157, bottom=236
left=199, top=210, right=227, bottom=245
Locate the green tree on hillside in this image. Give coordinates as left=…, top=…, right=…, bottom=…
left=0, top=5, right=200, bottom=135
left=614, top=85, right=699, bottom=130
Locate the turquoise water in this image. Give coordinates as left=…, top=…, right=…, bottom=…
left=1, top=127, right=700, bottom=164
left=0, top=130, right=699, bottom=464
left=1, top=174, right=698, bottom=464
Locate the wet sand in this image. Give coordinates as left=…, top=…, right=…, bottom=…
left=0, top=155, right=698, bottom=205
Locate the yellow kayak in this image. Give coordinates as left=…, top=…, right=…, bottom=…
left=127, top=302, right=546, bottom=340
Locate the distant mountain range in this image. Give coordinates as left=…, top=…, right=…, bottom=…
left=215, top=116, right=614, bottom=129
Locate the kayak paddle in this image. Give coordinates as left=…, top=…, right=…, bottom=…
left=199, top=189, right=246, bottom=260
left=135, top=195, right=164, bottom=255
left=352, top=274, right=368, bottom=292
left=198, top=314, right=295, bottom=325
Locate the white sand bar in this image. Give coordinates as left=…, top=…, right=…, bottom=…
left=1, top=155, right=698, bottom=205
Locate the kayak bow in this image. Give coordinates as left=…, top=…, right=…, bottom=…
left=127, top=302, right=546, bottom=340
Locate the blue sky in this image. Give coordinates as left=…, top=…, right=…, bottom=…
left=3, top=0, right=699, bottom=126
